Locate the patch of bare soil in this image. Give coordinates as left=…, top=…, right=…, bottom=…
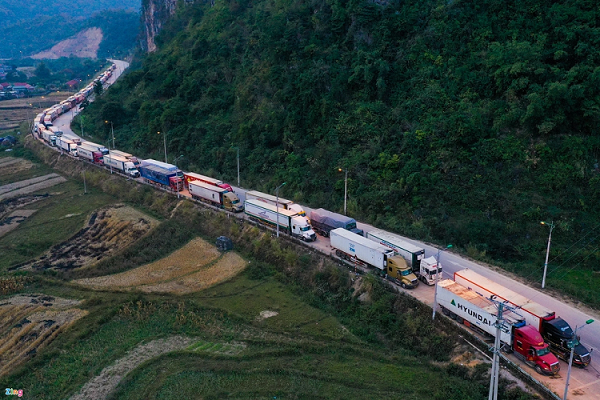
left=0, top=158, right=35, bottom=177
left=138, top=252, right=248, bottom=295
left=0, top=294, right=86, bottom=377
left=0, top=194, right=48, bottom=220
left=0, top=209, right=37, bottom=238
left=256, top=310, right=279, bottom=321
left=0, top=173, right=66, bottom=201
left=31, top=28, right=103, bottom=60
left=74, top=237, right=221, bottom=289
left=74, top=237, right=248, bottom=295
left=14, top=205, right=158, bottom=271
left=70, top=335, right=199, bottom=400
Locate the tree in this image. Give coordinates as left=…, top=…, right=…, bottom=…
left=34, top=62, right=51, bottom=81
left=94, top=80, right=103, bottom=96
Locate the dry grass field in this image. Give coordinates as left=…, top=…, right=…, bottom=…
left=74, top=237, right=248, bottom=294
left=16, top=205, right=158, bottom=271
left=0, top=294, right=87, bottom=377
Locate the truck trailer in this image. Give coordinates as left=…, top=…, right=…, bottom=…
left=330, top=228, right=418, bottom=288
left=61, top=133, right=82, bottom=145
left=77, top=146, right=104, bottom=164
left=55, top=137, right=77, bottom=156
left=81, top=141, right=109, bottom=155
left=310, top=208, right=363, bottom=237
left=454, top=269, right=592, bottom=367
left=109, top=150, right=139, bottom=167
left=245, top=190, right=306, bottom=217
left=139, top=164, right=183, bottom=191
left=40, top=129, right=56, bottom=146
left=244, top=199, right=316, bottom=241
left=103, top=154, right=140, bottom=177
left=184, top=172, right=233, bottom=192
left=366, top=229, right=440, bottom=285
left=437, top=279, right=560, bottom=375
left=189, top=180, right=243, bottom=212
left=141, top=159, right=184, bottom=179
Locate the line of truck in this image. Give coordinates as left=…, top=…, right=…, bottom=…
left=33, top=70, right=594, bottom=381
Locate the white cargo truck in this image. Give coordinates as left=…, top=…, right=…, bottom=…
left=81, top=141, right=109, bottom=155
left=189, top=180, right=243, bottom=212
left=41, top=129, right=56, bottom=146
left=109, top=149, right=140, bottom=167
left=49, top=126, right=63, bottom=137
left=245, top=190, right=306, bottom=217
left=61, top=133, right=82, bottom=145
left=103, top=154, right=140, bottom=177
left=55, top=137, right=77, bottom=156
left=366, top=229, right=440, bottom=285
left=244, top=199, right=315, bottom=241
left=330, top=228, right=418, bottom=288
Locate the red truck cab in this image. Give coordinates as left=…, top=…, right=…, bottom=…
left=513, top=325, right=560, bottom=375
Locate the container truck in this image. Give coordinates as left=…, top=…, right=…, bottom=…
left=437, top=279, right=560, bottom=375
left=141, top=159, right=184, bottom=180
left=61, top=133, right=81, bottom=145
left=103, top=154, right=140, bottom=178
left=77, top=146, right=104, bottom=164
left=330, top=228, right=418, bottom=288
left=189, top=180, right=243, bottom=212
left=244, top=199, right=316, bottom=241
left=55, top=137, right=77, bottom=156
left=245, top=190, right=307, bottom=217
left=41, top=129, right=56, bottom=146
left=49, top=126, right=63, bottom=137
left=310, top=208, right=363, bottom=237
left=81, top=141, right=109, bottom=155
left=43, top=115, right=53, bottom=128
left=454, top=269, right=592, bottom=367
left=138, top=164, right=183, bottom=191
left=109, top=150, right=139, bottom=167
left=184, top=172, right=233, bottom=192
left=366, top=229, right=442, bottom=284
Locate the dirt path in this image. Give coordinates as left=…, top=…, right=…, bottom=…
left=0, top=174, right=66, bottom=201
left=0, top=209, right=37, bottom=238
left=69, top=336, right=198, bottom=400
left=0, top=173, right=62, bottom=195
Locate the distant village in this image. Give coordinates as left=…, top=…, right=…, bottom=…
left=0, top=64, right=81, bottom=101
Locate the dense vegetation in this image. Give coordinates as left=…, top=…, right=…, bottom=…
left=0, top=9, right=140, bottom=59
left=83, top=0, right=600, bottom=306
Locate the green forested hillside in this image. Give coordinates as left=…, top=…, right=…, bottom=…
left=85, top=0, right=600, bottom=305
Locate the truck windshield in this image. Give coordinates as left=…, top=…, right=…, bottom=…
left=300, top=226, right=310, bottom=232
left=346, top=222, right=357, bottom=230
left=401, top=269, right=412, bottom=276
left=232, top=199, right=240, bottom=204
left=567, top=338, right=580, bottom=348
left=536, top=347, right=550, bottom=357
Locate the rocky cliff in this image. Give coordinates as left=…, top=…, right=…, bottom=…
left=141, top=0, right=179, bottom=52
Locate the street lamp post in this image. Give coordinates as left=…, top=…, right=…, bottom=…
left=275, top=182, right=287, bottom=238
left=338, top=168, right=348, bottom=215
left=563, top=319, right=594, bottom=400
left=236, top=147, right=240, bottom=188
left=158, top=131, right=168, bottom=163
left=541, top=220, right=555, bottom=289
left=432, top=244, right=453, bottom=320
left=105, top=120, right=114, bottom=148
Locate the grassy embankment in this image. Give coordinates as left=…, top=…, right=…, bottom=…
left=0, top=138, right=533, bottom=399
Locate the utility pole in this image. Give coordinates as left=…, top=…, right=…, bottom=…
left=275, top=182, right=287, bottom=238
left=432, top=244, right=452, bottom=320
left=82, top=170, right=87, bottom=194
left=488, top=300, right=504, bottom=400
left=237, top=147, right=240, bottom=188
left=540, top=221, right=555, bottom=289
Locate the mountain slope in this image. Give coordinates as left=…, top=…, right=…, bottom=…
left=86, top=0, right=600, bottom=305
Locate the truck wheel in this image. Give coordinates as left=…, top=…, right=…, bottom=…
left=535, top=365, right=543, bottom=375
left=401, top=282, right=407, bottom=289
